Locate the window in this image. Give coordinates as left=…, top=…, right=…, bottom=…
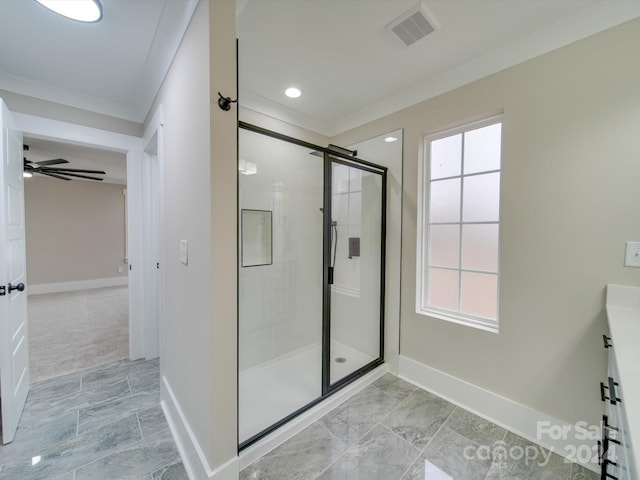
left=416, top=117, right=502, bottom=332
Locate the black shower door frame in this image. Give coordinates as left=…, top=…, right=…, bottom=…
left=238, top=121, right=387, bottom=450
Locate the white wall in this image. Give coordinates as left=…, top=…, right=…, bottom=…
left=332, top=18, right=640, bottom=432
left=144, top=0, right=238, bottom=476
left=25, top=177, right=127, bottom=285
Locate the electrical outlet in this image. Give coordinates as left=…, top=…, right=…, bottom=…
left=624, top=241, right=640, bottom=267
left=118, top=266, right=124, bottom=273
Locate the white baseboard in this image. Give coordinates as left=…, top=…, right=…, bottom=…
left=399, top=355, right=599, bottom=473
left=161, top=375, right=239, bottom=480
left=27, top=277, right=128, bottom=295
left=239, top=363, right=388, bottom=470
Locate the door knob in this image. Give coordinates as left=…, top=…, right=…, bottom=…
left=8, top=282, right=25, bottom=293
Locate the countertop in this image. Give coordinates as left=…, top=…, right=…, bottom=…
left=606, top=284, right=640, bottom=477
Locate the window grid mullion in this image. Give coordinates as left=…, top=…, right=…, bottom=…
left=429, top=265, right=498, bottom=276
left=457, top=132, right=465, bottom=314
left=430, top=168, right=501, bottom=183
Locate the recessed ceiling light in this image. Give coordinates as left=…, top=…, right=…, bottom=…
left=35, top=0, right=103, bottom=23
left=23, top=171, right=33, bottom=178
left=285, top=87, right=301, bottom=99
left=385, top=136, right=398, bottom=143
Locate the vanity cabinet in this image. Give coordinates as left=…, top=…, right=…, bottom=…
left=601, top=285, right=640, bottom=480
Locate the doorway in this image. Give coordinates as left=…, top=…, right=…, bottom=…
left=0, top=109, right=162, bottom=443
left=237, top=123, right=387, bottom=448
left=23, top=138, right=130, bottom=382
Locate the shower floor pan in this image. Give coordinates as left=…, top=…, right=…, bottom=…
left=238, top=340, right=375, bottom=444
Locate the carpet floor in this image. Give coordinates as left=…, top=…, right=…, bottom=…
left=27, top=286, right=129, bottom=383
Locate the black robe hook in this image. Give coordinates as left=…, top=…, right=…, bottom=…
left=217, top=92, right=237, bottom=111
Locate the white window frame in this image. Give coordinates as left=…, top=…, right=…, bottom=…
left=416, top=115, right=502, bottom=333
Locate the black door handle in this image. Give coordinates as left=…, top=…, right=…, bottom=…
left=8, top=282, right=25, bottom=293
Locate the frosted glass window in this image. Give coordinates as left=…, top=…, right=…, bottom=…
left=429, top=225, right=459, bottom=268
left=462, top=173, right=500, bottom=222
left=431, top=134, right=461, bottom=179
left=464, top=123, right=502, bottom=174
left=461, top=272, right=497, bottom=319
left=429, top=178, right=460, bottom=223
left=462, top=224, right=499, bottom=272
left=417, top=117, right=502, bottom=332
left=427, top=268, right=459, bottom=311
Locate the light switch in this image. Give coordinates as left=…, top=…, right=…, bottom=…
left=624, top=241, right=640, bottom=267
left=180, top=240, right=188, bottom=265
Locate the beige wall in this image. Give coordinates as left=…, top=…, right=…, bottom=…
left=332, top=18, right=640, bottom=428
left=145, top=0, right=237, bottom=472
left=25, top=177, right=127, bottom=284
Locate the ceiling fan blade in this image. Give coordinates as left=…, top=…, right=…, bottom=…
left=35, top=159, right=69, bottom=166
left=39, top=171, right=72, bottom=181
left=40, top=166, right=106, bottom=175
left=39, top=170, right=104, bottom=181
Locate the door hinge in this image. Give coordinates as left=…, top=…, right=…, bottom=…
left=0, top=285, right=6, bottom=296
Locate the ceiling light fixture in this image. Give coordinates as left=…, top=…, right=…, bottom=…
left=385, top=136, right=398, bottom=143
left=285, top=87, right=301, bottom=99
left=35, top=0, right=103, bottom=23
left=23, top=171, right=33, bottom=178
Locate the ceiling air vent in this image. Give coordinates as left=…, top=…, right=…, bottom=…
left=385, top=3, right=439, bottom=47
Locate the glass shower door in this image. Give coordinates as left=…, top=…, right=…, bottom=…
left=238, top=128, right=324, bottom=446
left=325, top=159, right=385, bottom=388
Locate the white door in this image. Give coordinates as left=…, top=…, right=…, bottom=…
left=0, top=99, right=29, bottom=444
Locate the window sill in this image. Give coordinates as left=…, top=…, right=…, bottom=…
left=416, top=307, right=499, bottom=334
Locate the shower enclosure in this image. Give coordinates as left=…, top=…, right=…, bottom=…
left=238, top=123, right=386, bottom=448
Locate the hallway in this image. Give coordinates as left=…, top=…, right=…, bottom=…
left=0, top=359, right=186, bottom=479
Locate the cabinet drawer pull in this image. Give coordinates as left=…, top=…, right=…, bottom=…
left=603, top=334, right=612, bottom=348
left=601, top=458, right=619, bottom=480
left=601, top=378, right=621, bottom=405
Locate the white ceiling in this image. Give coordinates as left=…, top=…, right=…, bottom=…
left=0, top=0, right=198, bottom=122
left=237, top=0, right=640, bottom=135
left=0, top=0, right=638, bottom=140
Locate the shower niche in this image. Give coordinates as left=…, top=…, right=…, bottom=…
left=238, top=123, right=387, bottom=448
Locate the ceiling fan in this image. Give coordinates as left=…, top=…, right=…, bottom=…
left=23, top=144, right=106, bottom=181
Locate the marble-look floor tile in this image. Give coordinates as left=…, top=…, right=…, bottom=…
left=137, top=405, right=171, bottom=439
left=240, top=423, right=346, bottom=480
left=0, top=412, right=78, bottom=465
left=28, top=373, right=82, bottom=401
left=129, top=369, right=160, bottom=394
left=20, top=378, right=131, bottom=429
left=319, top=385, right=402, bottom=445
left=381, top=388, right=456, bottom=449
left=485, top=432, right=572, bottom=480
left=317, top=424, right=420, bottom=480
left=74, top=433, right=180, bottom=479
left=403, top=427, right=493, bottom=480
left=571, top=463, right=599, bottom=479
left=152, top=461, right=189, bottom=479
left=81, top=365, right=132, bottom=393
left=53, top=473, right=74, bottom=480
left=0, top=414, right=142, bottom=480
left=77, top=390, right=159, bottom=434
left=444, top=407, right=506, bottom=447
left=372, top=374, right=417, bottom=402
